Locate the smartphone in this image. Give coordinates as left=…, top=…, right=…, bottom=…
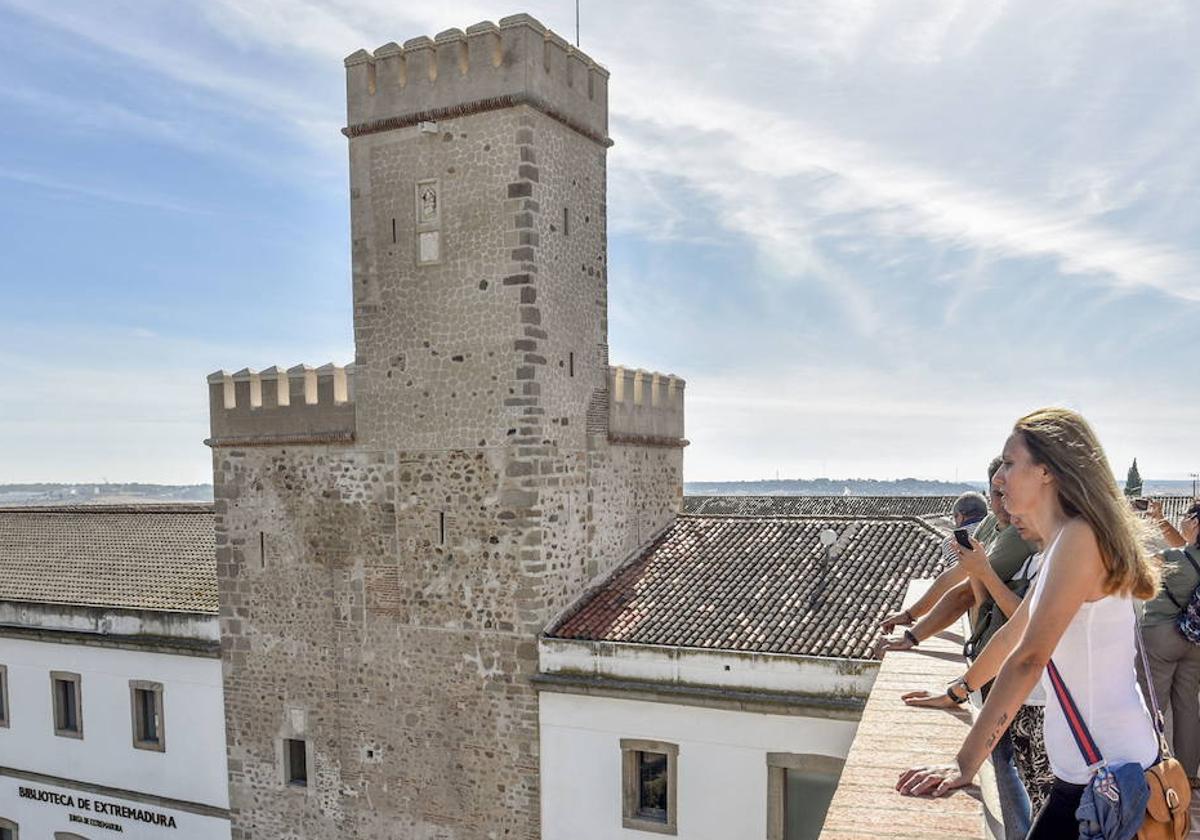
left=1133, top=498, right=1150, bottom=512
left=953, top=528, right=972, bottom=549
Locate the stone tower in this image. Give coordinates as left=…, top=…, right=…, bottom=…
left=207, top=14, right=686, bottom=840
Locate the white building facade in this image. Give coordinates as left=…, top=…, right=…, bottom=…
left=536, top=640, right=871, bottom=840
left=0, top=606, right=230, bottom=839
left=537, top=513, right=947, bottom=840
left=0, top=506, right=229, bottom=840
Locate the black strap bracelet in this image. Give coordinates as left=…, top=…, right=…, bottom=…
left=903, top=629, right=920, bottom=646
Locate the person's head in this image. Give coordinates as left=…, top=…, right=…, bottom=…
left=952, top=491, right=989, bottom=528
left=1184, top=502, right=1200, bottom=548
left=987, top=456, right=1009, bottom=527
left=995, top=407, right=1157, bottom=599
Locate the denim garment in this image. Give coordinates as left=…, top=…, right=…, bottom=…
left=1074, top=763, right=1150, bottom=840
left=991, top=730, right=1032, bottom=840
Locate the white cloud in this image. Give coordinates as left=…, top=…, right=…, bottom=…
left=0, top=166, right=205, bottom=213
left=610, top=81, right=1200, bottom=304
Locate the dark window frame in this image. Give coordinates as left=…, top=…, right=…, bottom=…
left=50, top=671, right=83, bottom=739
left=284, top=737, right=309, bottom=788
left=620, top=738, right=678, bottom=835
left=765, top=752, right=845, bottom=840
left=129, top=680, right=165, bottom=752
left=0, top=664, right=9, bottom=728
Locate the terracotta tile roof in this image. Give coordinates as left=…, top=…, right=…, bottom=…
left=0, top=505, right=217, bottom=614
left=683, top=495, right=959, bottom=518
left=549, top=515, right=946, bottom=660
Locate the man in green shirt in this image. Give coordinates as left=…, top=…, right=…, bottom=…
left=876, top=459, right=1036, bottom=655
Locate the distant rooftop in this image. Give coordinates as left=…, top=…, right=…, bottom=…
left=0, top=505, right=217, bottom=614
left=683, top=495, right=959, bottom=518
left=549, top=515, right=945, bottom=660
left=683, top=493, right=1196, bottom=521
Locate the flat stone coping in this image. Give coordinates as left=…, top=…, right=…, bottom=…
left=818, top=612, right=999, bottom=839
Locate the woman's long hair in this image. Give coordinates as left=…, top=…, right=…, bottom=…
left=1014, top=407, right=1159, bottom=599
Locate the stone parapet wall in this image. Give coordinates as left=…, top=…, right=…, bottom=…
left=817, top=581, right=999, bottom=840
left=344, top=15, right=608, bottom=144
left=607, top=366, right=685, bottom=444
left=207, top=364, right=355, bottom=446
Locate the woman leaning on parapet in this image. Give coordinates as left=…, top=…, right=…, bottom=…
left=1138, top=500, right=1200, bottom=789
left=895, top=408, right=1161, bottom=838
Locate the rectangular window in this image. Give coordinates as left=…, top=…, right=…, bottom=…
left=129, top=680, right=165, bottom=752
left=0, top=664, right=8, bottom=728
left=0, top=817, right=16, bottom=840
left=50, top=672, right=82, bottom=739
left=562, top=206, right=570, bottom=236
left=285, top=738, right=308, bottom=787
left=568, top=352, right=574, bottom=377
left=620, top=738, right=678, bottom=835
left=766, top=753, right=844, bottom=840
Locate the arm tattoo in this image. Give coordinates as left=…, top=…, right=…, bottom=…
left=983, top=711, right=1009, bottom=750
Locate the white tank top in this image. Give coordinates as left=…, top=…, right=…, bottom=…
left=1027, top=526, right=1158, bottom=784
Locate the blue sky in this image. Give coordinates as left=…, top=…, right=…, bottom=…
left=1, top=0, right=1197, bottom=484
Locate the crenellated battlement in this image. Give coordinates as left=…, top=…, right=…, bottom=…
left=343, top=14, right=609, bottom=145
left=608, top=365, right=686, bottom=446
left=206, top=364, right=356, bottom=447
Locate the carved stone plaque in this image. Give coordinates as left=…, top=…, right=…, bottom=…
left=418, top=231, right=440, bottom=264
left=416, top=180, right=439, bottom=224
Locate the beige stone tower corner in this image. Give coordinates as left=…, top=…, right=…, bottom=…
left=206, top=14, right=687, bottom=840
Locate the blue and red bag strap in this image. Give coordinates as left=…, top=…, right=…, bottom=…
left=1045, top=659, right=1107, bottom=770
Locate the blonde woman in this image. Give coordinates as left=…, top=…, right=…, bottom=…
left=896, top=408, right=1159, bottom=837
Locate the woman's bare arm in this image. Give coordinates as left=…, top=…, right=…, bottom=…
left=899, top=521, right=1102, bottom=795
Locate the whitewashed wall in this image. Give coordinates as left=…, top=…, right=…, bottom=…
left=0, top=777, right=230, bottom=840
left=539, top=692, right=858, bottom=840
left=0, top=635, right=229, bottom=838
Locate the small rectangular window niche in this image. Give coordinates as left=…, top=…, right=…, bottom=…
left=285, top=738, right=308, bottom=787
left=51, top=672, right=83, bottom=739
left=620, top=738, right=678, bottom=835
left=129, top=680, right=165, bottom=752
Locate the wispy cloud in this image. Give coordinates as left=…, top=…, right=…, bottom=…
left=611, top=82, right=1199, bottom=304
left=0, top=166, right=205, bottom=213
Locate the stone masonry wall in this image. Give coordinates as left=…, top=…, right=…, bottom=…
left=216, top=18, right=684, bottom=840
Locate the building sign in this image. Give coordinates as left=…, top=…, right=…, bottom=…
left=19, top=784, right=179, bottom=830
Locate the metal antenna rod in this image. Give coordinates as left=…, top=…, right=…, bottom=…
left=576, top=0, right=580, bottom=46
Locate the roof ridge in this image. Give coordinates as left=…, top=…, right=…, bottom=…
left=678, top=513, right=933, bottom=522
left=0, top=504, right=215, bottom=514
